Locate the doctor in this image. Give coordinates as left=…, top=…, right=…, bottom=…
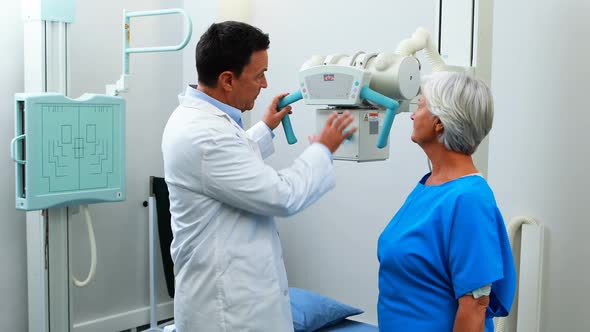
left=162, top=21, right=356, bottom=332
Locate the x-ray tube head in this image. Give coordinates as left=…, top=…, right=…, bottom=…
left=301, top=52, right=421, bottom=102
left=369, top=53, right=420, bottom=101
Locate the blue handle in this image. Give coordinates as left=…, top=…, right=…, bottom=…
left=360, top=86, right=399, bottom=149
left=277, top=90, right=303, bottom=145
left=378, top=108, right=397, bottom=148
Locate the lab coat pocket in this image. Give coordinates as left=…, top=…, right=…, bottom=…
left=222, top=237, right=280, bottom=293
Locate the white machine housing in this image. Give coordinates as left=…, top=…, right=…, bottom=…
left=317, top=108, right=389, bottom=161
left=301, top=52, right=421, bottom=101
left=300, top=53, right=421, bottom=162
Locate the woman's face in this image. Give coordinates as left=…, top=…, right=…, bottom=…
left=410, top=96, right=440, bottom=146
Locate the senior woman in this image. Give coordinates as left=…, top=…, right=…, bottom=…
left=377, top=72, right=516, bottom=332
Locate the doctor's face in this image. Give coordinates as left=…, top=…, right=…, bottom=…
left=232, top=50, right=268, bottom=112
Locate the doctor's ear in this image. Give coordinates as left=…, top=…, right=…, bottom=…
left=218, top=71, right=234, bottom=91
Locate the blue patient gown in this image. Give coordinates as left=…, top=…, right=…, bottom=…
left=377, top=174, right=516, bottom=332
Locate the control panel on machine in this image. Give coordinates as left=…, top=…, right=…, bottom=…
left=299, top=65, right=371, bottom=106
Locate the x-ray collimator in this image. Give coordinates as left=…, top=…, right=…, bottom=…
left=12, top=93, right=126, bottom=211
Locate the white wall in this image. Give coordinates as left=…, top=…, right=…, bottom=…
left=1, top=0, right=186, bottom=330
left=488, top=0, right=590, bottom=330
left=0, top=2, right=26, bottom=330
left=181, top=1, right=217, bottom=88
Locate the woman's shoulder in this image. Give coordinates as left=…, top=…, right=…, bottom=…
left=423, top=175, right=499, bottom=213
left=450, top=174, right=494, bottom=196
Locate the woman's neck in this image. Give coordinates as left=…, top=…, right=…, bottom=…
left=424, top=144, right=478, bottom=185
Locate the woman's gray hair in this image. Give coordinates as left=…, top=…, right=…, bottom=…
left=421, top=71, right=494, bottom=155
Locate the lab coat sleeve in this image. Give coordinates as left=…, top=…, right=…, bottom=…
left=201, top=129, right=335, bottom=217
left=246, top=121, right=275, bottom=160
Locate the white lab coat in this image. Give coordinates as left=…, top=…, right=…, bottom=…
left=161, top=92, right=336, bottom=332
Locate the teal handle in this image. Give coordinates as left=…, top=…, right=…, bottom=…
left=378, top=108, right=397, bottom=148
left=277, top=90, right=303, bottom=145
left=11, top=134, right=26, bottom=165
left=360, top=86, right=399, bottom=149
left=123, top=8, right=193, bottom=74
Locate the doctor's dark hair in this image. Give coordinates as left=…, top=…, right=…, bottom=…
left=195, top=21, right=270, bottom=87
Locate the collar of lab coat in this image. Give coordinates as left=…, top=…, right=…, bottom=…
left=178, top=91, right=244, bottom=132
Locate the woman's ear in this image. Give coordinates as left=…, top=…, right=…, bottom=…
left=218, top=71, right=234, bottom=92
left=434, top=118, right=444, bottom=134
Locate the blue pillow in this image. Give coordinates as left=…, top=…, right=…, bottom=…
left=290, top=287, right=364, bottom=332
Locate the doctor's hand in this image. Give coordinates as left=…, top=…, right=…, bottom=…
left=315, top=111, right=357, bottom=153
left=263, top=93, right=292, bottom=130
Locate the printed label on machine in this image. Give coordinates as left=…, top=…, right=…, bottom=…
left=365, top=112, right=380, bottom=135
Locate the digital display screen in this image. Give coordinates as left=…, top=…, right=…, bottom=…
left=323, top=74, right=335, bottom=82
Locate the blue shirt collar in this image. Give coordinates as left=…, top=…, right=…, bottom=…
left=184, top=85, right=243, bottom=128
